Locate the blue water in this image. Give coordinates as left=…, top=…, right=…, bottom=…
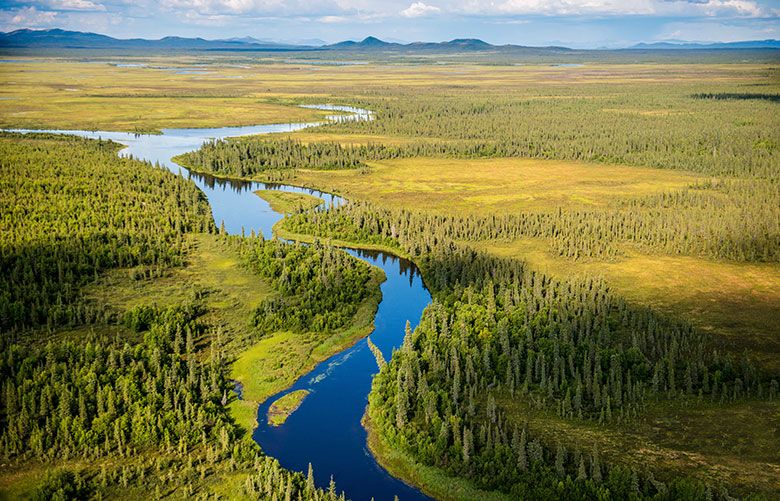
left=255, top=248, right=431, bottom=501
left=5, top=106, right=371, bottom=237
left=7, top=106, right=432, bottom=500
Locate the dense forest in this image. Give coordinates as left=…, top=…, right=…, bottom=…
left=0, top=133, right=370, bottom=499
left=2, top=60, right=778, bottom=499
left=277, top=199, right=778, bottom=497
left=226, top=235, right=376, bottom=334
left=0, top=301, right=347, bottom=500
left=175, top=138, right=369, bottom=177
left=283, top=192, right=779, bottom=263
left=0, top=133, right=213, bottom=332
left=177, top=129, right=779, bottom=264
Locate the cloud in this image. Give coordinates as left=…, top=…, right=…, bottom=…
left=401, top=2, right=441, bottom=18
left=455, top=0, right=772, bottom=17
left=482, top=0, right=654, bottom=16
left=159, top=0, right=349, bottom=17
left=43, top=0, right=106, bottom=11
left=692, top=0, right=762, bottom=17
left=658, top=18, right=780, bottom=41
left=5, top=6, right=58, bottom=26
left=319, top=15, right=349, bottom=23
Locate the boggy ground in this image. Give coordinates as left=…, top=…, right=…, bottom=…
left=2, top=55, right=778, bottom=499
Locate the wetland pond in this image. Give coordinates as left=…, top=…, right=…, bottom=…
left=9, top=106, right=433, bottom=501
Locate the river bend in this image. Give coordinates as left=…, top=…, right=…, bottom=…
left=9, top=106, right=432, bottom=501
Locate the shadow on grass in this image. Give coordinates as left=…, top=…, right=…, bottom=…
left=692, top=92, right=780, bottom=103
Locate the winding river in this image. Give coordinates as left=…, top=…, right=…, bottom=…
left=10, top=106, right=433, bottom=500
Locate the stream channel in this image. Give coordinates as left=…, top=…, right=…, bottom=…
left=10, top=105, right=433, bottom=500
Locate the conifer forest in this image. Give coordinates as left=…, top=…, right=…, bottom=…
left=0, top=19, right=778, bottom=501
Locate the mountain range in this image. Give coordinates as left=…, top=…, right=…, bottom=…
left=630, top=40, right=780, bottom=49
left=1, top=29, right=779, bottom=52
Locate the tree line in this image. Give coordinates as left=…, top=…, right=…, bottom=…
left=0, top=133, right=214, bottom=332
left=0, top=134, right=360, bottom=499
left=283, top=193, right=779, bottom=263
left=175, top=138, right=368, bottom=178
left=276, top=196, right=777, bottom=497
left=222, top=234, right=377, bottom=334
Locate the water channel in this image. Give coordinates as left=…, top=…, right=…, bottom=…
left=9, top=105, right=433, bottom=500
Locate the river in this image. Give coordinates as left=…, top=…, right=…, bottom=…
left=8, top=106, right=433, bottom=501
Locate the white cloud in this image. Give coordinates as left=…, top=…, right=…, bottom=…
left=319, top=15, right=349, bottom=23
left=159, top=0, right=348, bottom=17
left=695, top=0, right=762, bottom=17
left=482, top=0, right=654, bottom=16
left=455, top=0, right=771, bottom=17
left=658, top=19, right=780, bottom=41
left=6, top=7, right=58, bottom=26
left=2, top=0, right=776, bottom=40
left=44, top=0, right=106, bottom=11
left=401, top=2, right=441, bottom=17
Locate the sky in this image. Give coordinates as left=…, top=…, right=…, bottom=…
left=0, top=0, right=779, bottom=48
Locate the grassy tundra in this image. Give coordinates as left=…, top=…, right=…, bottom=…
left=0, top=54, right=778, bottom=498
left=168, top=58, right=780, bottom=496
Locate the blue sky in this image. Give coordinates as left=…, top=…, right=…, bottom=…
left=1, top=0, right=779, bottom=47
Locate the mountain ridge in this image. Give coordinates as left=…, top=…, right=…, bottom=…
left=630, top=39, right=780, bottom=49
left=1, top=29, right=778, bottom=52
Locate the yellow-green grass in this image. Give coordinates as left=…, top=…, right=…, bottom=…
left=274, top=223, right=410, bottom=260
left=1, top=60, right=775, bottom=135
left=254, top=189, right=322, bottom=214
left=496, top=393, right=780, bottom=497
left=269, top=131, right=452, bottom=147
left=0, top=95, right=326, bottom=134
left=230, top=331, right=312, bottom=430
left=0, top=61, right=329, bottom=133
left=363, top=413, right=511, bottom=501
left=85, top=233, right=271, bottom=342
left=294, top=157, right=703, bottom=214
left=471, top=238, right=780, bottom=371
left=267, top=390, right=310, bottom=426
left=229, top=265, right=384, bottom=431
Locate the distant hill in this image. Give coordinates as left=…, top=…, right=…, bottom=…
left=631, top=40, right=780, bottom=49
left=0, top=28, right=298, bottom=50
left=405, top=38, right=495, bottom=51
left=218, top=36, right=325, bottom=47
left=321, top=36, right=572, bottom=53
left=0, top=30, right=568, bottom=53
left=2, top=29, right=778, bottom=55
left=326, top=36, right=400, bottom=50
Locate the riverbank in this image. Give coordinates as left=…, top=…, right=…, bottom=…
left=268, top=390, right=311, bottom=426
left=362, top=411, right=511, bottom=501
left=274, top=224, right=412, bottom=261
left=229, top=264, right=385, bottom=433
left=254, top=190, right=322, bottom=214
